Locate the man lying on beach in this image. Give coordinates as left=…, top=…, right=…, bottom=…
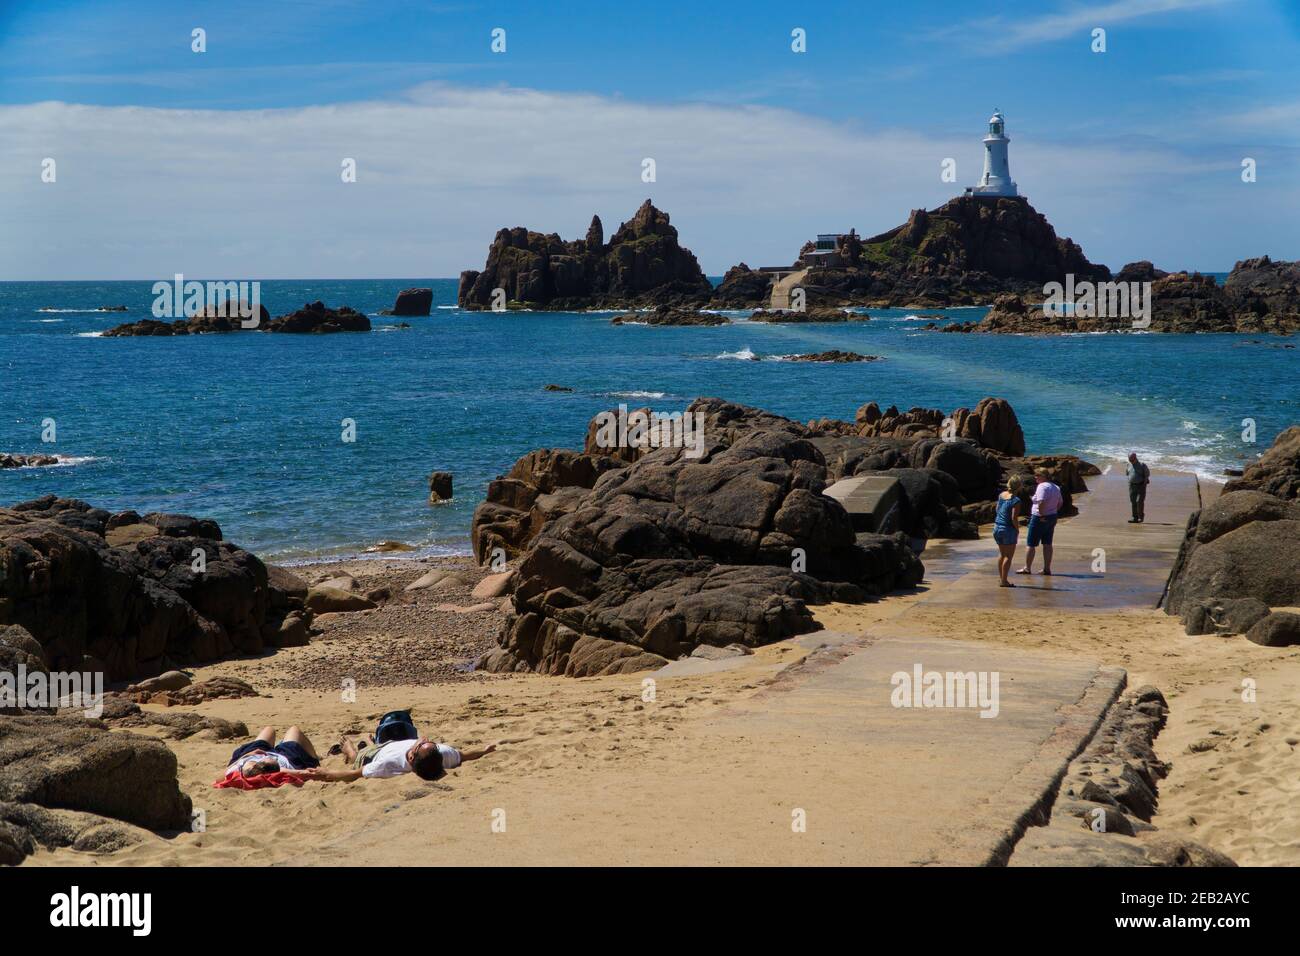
left=215, top=725, right=323, bottom=789
left=308, top=710, right=497, bottom=782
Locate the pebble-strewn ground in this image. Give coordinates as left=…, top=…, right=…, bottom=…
left=224, top=556, right=505, bottom=692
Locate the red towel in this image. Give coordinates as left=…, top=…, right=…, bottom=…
left=213, top=770, right=310, bottom=790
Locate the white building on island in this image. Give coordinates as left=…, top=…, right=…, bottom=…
left=965, top=109, right=1019, bottom=198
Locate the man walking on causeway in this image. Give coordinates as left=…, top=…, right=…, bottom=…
left=1126, top=452, right=1151, bottom=523
left=1017, top=468, right=1063, bottom=576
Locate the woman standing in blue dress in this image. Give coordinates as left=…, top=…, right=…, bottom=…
left=993, top=476, right=1026, bottom=587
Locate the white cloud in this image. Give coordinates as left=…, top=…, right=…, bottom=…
left=942, top=0, right=1237, bottom=53
left=2, top=81, right=1291, bottom=280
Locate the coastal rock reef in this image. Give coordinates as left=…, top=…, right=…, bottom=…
left=473, top=395, right=1093, bottom=676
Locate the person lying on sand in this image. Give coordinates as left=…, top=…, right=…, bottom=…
left=215, top=725, right=323, bottom=789
left=309, top=734, right=497, bottom=782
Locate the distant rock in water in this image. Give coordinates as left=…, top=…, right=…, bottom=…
left=100, top=305, right=128, bottom=312
left=611, top=305, right=727, bottom=326
left=750, top=308, right=868, bottom=323
left=103, top=301, right=368, bottom=336
left=0, top=454, right=58, bottom=469
left=458, top=199, right=713, bottom=311
left=103, top=302, right=271, bottom=337
left=542, top=384, right=573, bottom=392
left=391, top=288, right=433, bottom=316
left=265, top=301, right=370, bottom=333
left=942, top=263, right=1300, bottom=334
left=428, top=470, right=454, bottom=503
left=787, top=351, right=880, bottom=363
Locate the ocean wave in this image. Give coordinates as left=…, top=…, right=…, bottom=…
left=38, top=307, right=128, bottom=313
left=715, top=347, right=759, bottom=361
left=1081, top=442, right=1236, bottom=482
left=74, top=331, right=104, bottom=338
left=604, top=390, right=669, bottom=399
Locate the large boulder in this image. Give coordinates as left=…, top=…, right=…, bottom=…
left=1224, top=426, right=1300, bottom=500
left=1166, top=519, right=1300, bottom=616
left=1166, top=426, right=1300, bottom=628
left=950, top=397, right=1026, bottom=457
left=391, top=287, right=433, bottom=316
left=0, top=714, right=191, bottom=832
left=0, top=496, right=307, bottom=681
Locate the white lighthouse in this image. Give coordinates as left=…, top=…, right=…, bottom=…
left=967, top=110, right=1019, bottom=198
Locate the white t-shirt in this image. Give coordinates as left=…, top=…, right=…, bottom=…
left=361, top=740, right=462, bottom=778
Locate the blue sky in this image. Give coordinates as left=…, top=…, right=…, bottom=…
left=3, top=0, right=1298, bottom=278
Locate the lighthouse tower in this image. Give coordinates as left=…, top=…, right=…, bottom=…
left=968, top=110, right=1019, bottom=198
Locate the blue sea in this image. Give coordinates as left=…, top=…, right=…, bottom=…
left=2, top=278, right=1295, bottom=561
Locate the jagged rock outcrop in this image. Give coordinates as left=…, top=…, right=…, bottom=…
left=1166, top=428, right=1300, bottom=634
left=1223, top=256, right=1300, bottom=331
left=471, top=450, right=626, bottom=562
left=458, top=200, right=713, bottom=310
left=0, top=496, right=313, bottom=681
left=477, top=399, right=924, bottom=676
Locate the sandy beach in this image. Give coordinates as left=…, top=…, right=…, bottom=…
left=23, top=470, right=1297, bottom=868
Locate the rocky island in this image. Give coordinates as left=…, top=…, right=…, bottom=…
left=103, top=301, right=370, bottom=336
left=458, top=199, right=712, bottom=311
